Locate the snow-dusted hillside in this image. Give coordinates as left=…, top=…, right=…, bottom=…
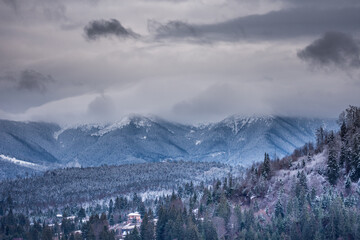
left=0, top=161, right=240, bottom=208
left=0, top=115, right=338, bottom=179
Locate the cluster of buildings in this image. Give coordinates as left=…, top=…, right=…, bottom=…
left=109, top=212, right=143, bottom=239
left=41, top=211, right=147, bottom=240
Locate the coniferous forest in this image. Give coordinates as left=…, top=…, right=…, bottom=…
left=1, top=106, right=360, bottom=240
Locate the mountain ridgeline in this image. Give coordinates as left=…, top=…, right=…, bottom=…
left=0, top=106, right=360, bottom=240
left=0, top=115, right=337, bottom=179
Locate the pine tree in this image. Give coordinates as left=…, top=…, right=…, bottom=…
left=235, top=206, right=244, bottom=231
left=41, top=226, right=53, bottom=240
left=275, top=200, right=284, bottom=218
left=339, top=144, right=347, bottom=167
left=185, top=224, right=200, bottom=240
left=262, top=153, right=271, bottom=180
left=316, top=127, right=325, bottom=151
left=156, top=206, right=166, bottom=240
left=138, top=202, right=146, bottom=218
left=307, top=153, right=312, bottom=162
left=78, top=207, right=86, bottom=219
left=140, top=212, right=154, bottom=240
left=351, top=138, right=360, bottom=181
left=109, top=199, right=113, bottom=215
left=299, top=171, right=308, bottom=191
left=202, top=220, right=218, bottom=240
left=99, top=226, right=115, bottom=240
left=216, top=195, right=231, bottom=224
left=345, top=176, right=351, bottom=194
left=125, top=227, right=141, bottom=240
left=340, top=121, right=347, bottom=141
left=109, top=214, right=114, bottom=226
left=327, top=133, right=339, bottom=185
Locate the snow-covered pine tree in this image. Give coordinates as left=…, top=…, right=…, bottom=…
left=327, top=133, right=339, bottom=185
left=262, top=153, right=271, bottom=180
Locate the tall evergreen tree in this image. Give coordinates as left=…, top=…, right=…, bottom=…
left=316, top=127, right=325, bottom=151
left=340, top=121, right=347, bottom=141
left=327, top=133, right=339, bottom=185
left=78, top=207, right=86, bottom=219
left=140, top=212, right=154, bottom=240
left=350, top=138, right=360, bottom=181
left=41, top=225, right=53, bottom=240
left=262, top=153, right=271, bottom=180
left=275, top=200, right=284, bottom=218
left=202, top=220, right=218, bottom=240
left=125, top=227, right=141, bottom=240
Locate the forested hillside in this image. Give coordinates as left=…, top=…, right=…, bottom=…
left=0, top=161, right=240, bottom=209
left=0, top=106, right=359, bottom=240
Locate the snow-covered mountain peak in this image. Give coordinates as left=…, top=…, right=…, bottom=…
left=220, top=115, right=275, bottom=134
left=91, top=115, right=153, bottom=137
left=54, top=122, right=106, bottom=139
left=53, top=114, right=155, bottom=138
left=91, top=117, right=131, bottom=137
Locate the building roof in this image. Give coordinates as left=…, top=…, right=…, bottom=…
left=122, top=224, right=138, bottom=230
left=128, top=212, right=141, bottom=216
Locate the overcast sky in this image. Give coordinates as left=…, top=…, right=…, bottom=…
left=0, top=0, right=360, bottom=125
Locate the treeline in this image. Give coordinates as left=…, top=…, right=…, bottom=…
left=0, top=161, right=239, bottom=210
left=3, top=169, right=360, bottom=240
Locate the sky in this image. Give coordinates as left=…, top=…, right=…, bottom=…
left=0, top=0, right=360, bottom=125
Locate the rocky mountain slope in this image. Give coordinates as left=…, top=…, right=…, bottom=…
left=0, top=115, right=338, bottom=179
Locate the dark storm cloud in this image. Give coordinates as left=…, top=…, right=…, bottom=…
left=148, top=20, right=198, bottom=39
left=149, top=7, right=360, bottom=42
left=1, top=0, right=68, bottom=22
left=0, top=70, right=54, bottom=93
left=84, top=19, right=140, bottom=40
left=2, top=0, right=18, bottom=11
left=298, top=32, right=360, bottom=69
left=17, top=70, right=54, bottom=93
left=1, top=0, right=360, bottom=124
left=0, top=70, right=57, bottom=113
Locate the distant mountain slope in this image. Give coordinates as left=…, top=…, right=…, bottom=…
left=0, top=115, right=338, bottom=179
left=0, top=120, right=60, bottom=165
left=204, top=116, right=337, bottom=164
left=0, top=161, right=238, bottom=208
left=0, top=159, right=41, bottom=180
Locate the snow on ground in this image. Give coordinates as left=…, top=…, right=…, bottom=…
left=91, top=117, right=131, bottom=136
left=91, top=116, right=152, bottom=137
left=140, top=190, right=173, bottom=201
left=0, top=154, right=46, bottom=170
left=268, top=150, right=329, bottom=210
left=202, top=167, right=231, bottom=180
left=54, top=128, right=67, bottom=140
left=275, top=151, right=327, bottom=181
left=259, top=148, right=360, bottom=215
left=209, top=152, right=226, bottom=157
left=54, top=123, right=105, bottom=139
left=53, top=115, right=154, bottom=139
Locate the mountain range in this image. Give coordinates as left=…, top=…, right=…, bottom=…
left=0, top=115, right=338, bottom=179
